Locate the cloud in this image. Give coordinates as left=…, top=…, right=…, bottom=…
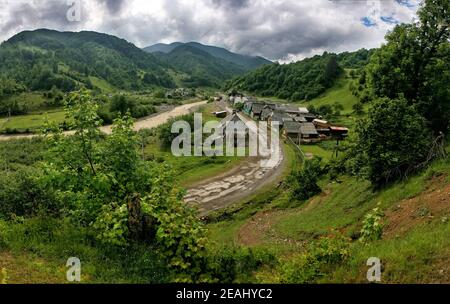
left=0, top=0, right=421, bottom=62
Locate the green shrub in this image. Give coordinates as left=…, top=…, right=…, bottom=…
left=206, top=246, right=277, bottom=283
left=289, top=158, right=323, bottom=202
left=280, top=235, right=350, bottom=283
left=359, top=206, right=384, bottom=243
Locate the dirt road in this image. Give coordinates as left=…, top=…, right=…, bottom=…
left=0, top=100, right=207, bottom=141
left=185, top=111, right=286, bottom=216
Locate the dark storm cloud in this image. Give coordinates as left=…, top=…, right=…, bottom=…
left=0, top=0, right=420, bottom=61
left=1, top=0, right=73, bottom=33
left=96, top=0, right=126, bottom=13
left=211, top=0, right=250, bottom=9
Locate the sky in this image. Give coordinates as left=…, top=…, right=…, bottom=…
left=0, top=0, right=421, bottom=62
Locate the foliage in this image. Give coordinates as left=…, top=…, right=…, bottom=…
left=155, top=45, right=247, bottom=88
left=206, top=246, right=277, bottom=283
left=225, top=52, right=342, bottom=101
left=280, top=235, right=350, bottom=283
left=366, top=0, right=450, bottom=133
left=359, top=206, right=384, bottom=243
left=289, top=158, right=323, bottom=202
left=93, top=203, right=129, bottom=246
left=158, top=113, right=195, bottom=148
left=350, top=97, right=432, bottom=187
left=0, top=29, right=175, bottom=93
left=336, top=48, right=376, bottom=69
left=142, top=166, right=208, bottom=282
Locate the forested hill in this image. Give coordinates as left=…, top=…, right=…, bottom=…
left=0, top=29, right=175, bottom=93
left=224, top=48, right=375, bottom=101
left=152, top=44, right=249, bottom=87
left=144, top=41, right=272, bottom=70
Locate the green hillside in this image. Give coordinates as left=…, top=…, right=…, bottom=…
left=153, top=45, right=247, bottom=87
left=144, top=41, right=272, bottom=70
left=225, top=52, right=343, bottom=101
left=0, top=29, right=175, bottom=92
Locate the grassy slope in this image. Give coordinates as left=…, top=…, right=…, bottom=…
left=207, top=75, right=450, bottom=283
left=297, top=74, right=359, bottom=115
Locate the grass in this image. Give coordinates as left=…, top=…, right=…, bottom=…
left=301, top=144, right=334, bottom=161
left=89, top=76, right=117, bottom=93
left=1, top=92, right=54, bottom=113
left=0, top=218, right=169, bottom=283
left=298, top=75, right=359, bottom=115
left=207, top=150, right=450, bottom=283
left=0, top=110, right=66, bottom=133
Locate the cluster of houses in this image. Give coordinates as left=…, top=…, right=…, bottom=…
left=231, top=96, right=349, bottom=144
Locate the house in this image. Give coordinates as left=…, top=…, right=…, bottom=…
left=250, top=103, right=265, bottom=120
left=276, top=104, right=303, bottom=117
left=302, top=113, right=317, bottom=122
left=300, top=122, right=320, bottom=143
left=330, top=126, right=349, bottom=139
left=260, top=107, right=273, bottom=121
left=294, top=116, right=308, bottom=123
left=269, top=110, right=291, bottom=128
left=284, top=121, right=302, bottom=144
left=298, top=107, right=309, bottom=115
left=213, top=111, right=228, bottom=118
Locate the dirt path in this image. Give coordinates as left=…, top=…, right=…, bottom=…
left=0, top=100, right=208, bottom=141
left=185, top=111, right=287, bottom=216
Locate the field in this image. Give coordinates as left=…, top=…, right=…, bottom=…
left=0, top=110, right=66, bottom=133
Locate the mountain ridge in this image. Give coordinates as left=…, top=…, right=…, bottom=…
left=144, top=41, right=272, bottom=70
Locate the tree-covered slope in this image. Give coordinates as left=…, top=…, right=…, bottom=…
left=0, top=29, right=175, bottom=92
left=153, top=45, right=248, bottom=87
left=225, top=52, right=343, bottom=101
left=144, top=42, right=272, bottom=71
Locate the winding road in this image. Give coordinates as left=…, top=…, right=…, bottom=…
left=0, top=100, right=208, bottom=141
left=0, top=100, right=287, bottom=215
left=185, top=107, right=286, bottom=216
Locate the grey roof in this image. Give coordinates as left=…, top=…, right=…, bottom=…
left=284, top=121, right=302, bottom=133
left=276, top=104, right=301, bottom=113
left=300, top=123, right=319, bottom=135
left=294, top=116, right=308, bottom=123
left=251, top=103, right=265, bottom=114
left=261, top=108, right=273, bottom=121
left=271, top=110, right=290, bottom=123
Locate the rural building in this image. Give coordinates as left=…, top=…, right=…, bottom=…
left=250, top=103, right=265, bottom=120
left=284, top=121, right=302, bottom=144
left=330, top=126, right=349, bottom=139
left=269, top=110, right=291, bottom=128
left=300, top=122, right=320, bottom=143
left=260, top=107, right=273, bottom=121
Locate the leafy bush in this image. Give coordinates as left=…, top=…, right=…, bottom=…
left=93, top=203, right=129, bottom=246
left=351, top=97, right=432, bottom=186
left=206, top=246, right=277, bottom=283
left=280, top=235, right=350, bottom=283
left=290, top=158, right=323, bottom=202
left=359, top=206, right=384, bottom=243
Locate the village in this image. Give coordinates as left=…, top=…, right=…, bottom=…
left=223, top=93, right=349, bottom=146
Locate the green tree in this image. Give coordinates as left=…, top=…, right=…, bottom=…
left=351, top=97, right=432, bottom=187
left=290, top=158, right=323, bottom=202
left=367, top=0, right=450, bottom=133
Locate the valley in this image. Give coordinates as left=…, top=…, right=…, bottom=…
left=0, top=0, right=449, bottom=285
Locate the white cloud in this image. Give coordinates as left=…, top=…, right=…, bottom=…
left=0, top=0, right=421, bottom=61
